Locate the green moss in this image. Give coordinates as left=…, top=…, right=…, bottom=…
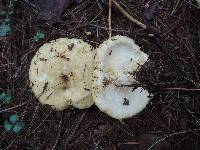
left=0, top=22, right=11, bottom=37
left=33, top=31, right=45, bottom=41
left=3, top=114, right=25, bottom=134
left=0, top=92, right=12, bottom=104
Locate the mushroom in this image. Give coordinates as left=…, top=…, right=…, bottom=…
left=29, top=38, right=95, bottom=110
left=93, top=35, right=151, bottom=119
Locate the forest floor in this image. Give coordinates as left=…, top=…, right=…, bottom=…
left=0, top=0, right=200, bottom=149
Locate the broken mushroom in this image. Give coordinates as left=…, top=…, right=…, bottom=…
left=29, top=38, right=95, bottom=110
left=93, top=35, right=150, bottom=119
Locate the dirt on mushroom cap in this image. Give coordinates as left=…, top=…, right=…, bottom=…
left=29, top=38, right=95, bottom=110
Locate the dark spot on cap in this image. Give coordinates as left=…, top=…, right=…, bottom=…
left=66, top=99, right=72, bottom=105
left=60, top=55, right=69, bottom=61
left=31, top=82, right=34, bottom=87
left=94, top=53, right=97, bottom=59
left=60, top=74, right=69, bottom=85
left=84, top=64, right=87, bottom=72
left=39, top=58, right=47, bottom=61
left=103, top=78, right=111, bottom=87
left=123, top=98, right=129, bottom=105
left=69, top=72, right=73, bottom=77
left=128, top=72, right=133, bottom=75
left=68, top=43, right=74, bottom=51
left=47, top=92, right=53, bottom=99
left=42, top=82, right=49, bottom=94
left=84, top=88, right=91, bottom=91
left=108, top=50, right=112, bottom=55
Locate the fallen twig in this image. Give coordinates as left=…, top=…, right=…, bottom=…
left=147, top=128, right=200, bottom=150
left=64, top=112, right=86, bottom=147
left=0, top=102, right=27, bottom=113
left=108, top=0, right=112, bottom=38
left=52, top=112, right=63, bottom=150
left=111, top=0, right=147, bottom=29
left=163, top=87, right=200, bottom=91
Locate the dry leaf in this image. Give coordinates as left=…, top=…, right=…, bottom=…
left=37, top=0, right=82, bottom=24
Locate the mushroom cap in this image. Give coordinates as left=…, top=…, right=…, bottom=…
left=93, top=35, right=150, bottom=119
left=29, top=38, right=95, bottom=110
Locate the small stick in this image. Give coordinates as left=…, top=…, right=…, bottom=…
left=108, top=0, right=112, bottom=38
left=163, top=87, right=200, bottom=91
left=111, top=0, right=147, bottom=29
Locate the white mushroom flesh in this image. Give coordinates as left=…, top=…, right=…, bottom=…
left=93, top=35, right=151, bottom=119
left=94, top=85, right=150, bottom=119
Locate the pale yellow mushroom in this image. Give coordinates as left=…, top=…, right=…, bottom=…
left=29, top=38, right=95, bottom=110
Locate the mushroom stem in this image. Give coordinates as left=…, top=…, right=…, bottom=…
left=111, top=0, right=147, bottom=29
